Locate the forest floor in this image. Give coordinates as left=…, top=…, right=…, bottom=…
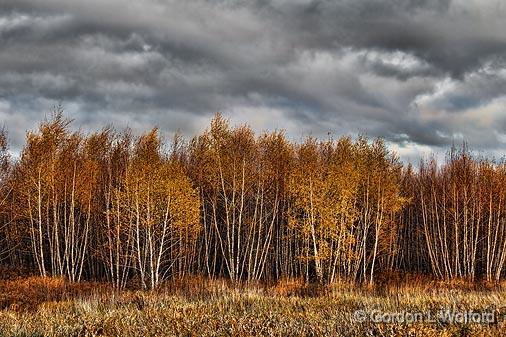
left=1, top=275, right=506, bottom=336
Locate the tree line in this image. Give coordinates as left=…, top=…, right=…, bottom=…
left=0, top=110, right=505, bottom=287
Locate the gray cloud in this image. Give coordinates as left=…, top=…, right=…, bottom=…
left=1, top=0, right=506, bottom=160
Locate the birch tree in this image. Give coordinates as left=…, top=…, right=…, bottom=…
left=119, top=129, right=200, bottom=288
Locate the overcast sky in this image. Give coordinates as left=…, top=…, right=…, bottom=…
left=1, top=0, right=506, bottom=162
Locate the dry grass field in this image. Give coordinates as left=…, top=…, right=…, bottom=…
left=1, top=276, right=506, bottom=337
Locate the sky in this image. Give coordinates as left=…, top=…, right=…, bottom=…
left=1, top=0, right=506, bottom=162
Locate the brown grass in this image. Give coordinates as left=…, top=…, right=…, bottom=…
left=1, top=276, right=506, bottom=336
left=0, top=276, right=112, bottom=312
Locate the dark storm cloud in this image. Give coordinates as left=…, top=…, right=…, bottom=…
left=1, top=0, right=506, bottom=160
